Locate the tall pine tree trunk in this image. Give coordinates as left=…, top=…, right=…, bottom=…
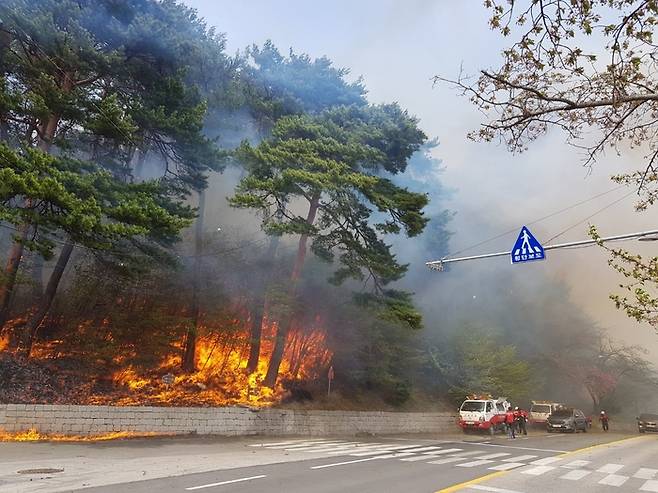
left=21, top=242, right=74, bottom=358
left=246, top=235, right=280, bottom=374
left=263, top=192, right=320, bottom=388
left=0, top=109, right=61, bottom=329
left=182, top=190, right=205, bottom=372
left=0, top=225, right=29, bottom=329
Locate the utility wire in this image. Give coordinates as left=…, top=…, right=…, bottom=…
left=544, top=189, right=636, bottom=243
left=445, top=184, right=627, bottom=259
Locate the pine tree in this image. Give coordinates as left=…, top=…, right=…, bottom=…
left=231, top=104, right=428, bottom=386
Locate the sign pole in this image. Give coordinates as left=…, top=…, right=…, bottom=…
left=327, top=366, right=334, bottom=396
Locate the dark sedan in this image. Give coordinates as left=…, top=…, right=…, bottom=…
left=637, top=413, right=658, bottom=433
left=547, top=408, right=588, bottom=433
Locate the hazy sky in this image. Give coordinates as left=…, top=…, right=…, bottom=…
left=184, top=0, right=658, bottom=362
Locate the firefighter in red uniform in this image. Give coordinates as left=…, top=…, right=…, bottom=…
left=505, top=406, right=516, bottom=439
left=514, top=406, right=528, bottom=435
left=599, top=410, right=609, bottom=431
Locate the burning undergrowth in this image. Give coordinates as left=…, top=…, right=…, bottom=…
left=0, top=429, right=168, bottom=442
left=0, top=316, right=332, bottom=408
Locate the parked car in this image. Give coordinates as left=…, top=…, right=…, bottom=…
left=547, top=408, right=588, bottom=433
left=637, top=413, right=658, bottom=433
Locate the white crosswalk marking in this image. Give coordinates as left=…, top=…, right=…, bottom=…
left=401, top=446, right=443, bottom=453
left=249, top=440, right=302, bottom=447
left=640, top=480, right=658, bottom=492
left=429, top=457, right=468, bottom=465
left=273, top=441, right=339, bottom=449
left=562, top=460, right=590, bottom=469
left=328, top=444, right=387, bottom=455
left=597, top=464, right=624, bottom=474
left=374, top=452, right=416, bottom=459
left=636, top=469, right=658, bottom=480
left=349, top=444, right=422, bottom=456
left=488, top=462, right=525, bottom=471
left=523, top=465, right=556, bottom=476
left=531, top=457, right=562, bottom=466
left=503, top=455, right=537, bottom=462
left=293, top=443, right=358, bottom=452
left=349, top=449, right=400, bottom=457
left=457, top=459, right=495, bottom=468
left=451, top=450, right=485, bottom=457
left=561, top=469, right=591, bottom=481
left=599, top=474, right=629, bottom=487
left=476, top=453, right=511, bottom=460
left=424, top=448, right=463, bottom=455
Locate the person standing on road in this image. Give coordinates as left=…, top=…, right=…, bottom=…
left=599, top=411, right=609, bottom=431
left=505, top=406, right=516, bottom=439
left=514, top=406, right=528, bottom=436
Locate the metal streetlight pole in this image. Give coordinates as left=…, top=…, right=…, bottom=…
left=426, top=229, right=658, bottom=271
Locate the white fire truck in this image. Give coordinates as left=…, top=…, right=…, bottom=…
left=458, top=394, right=510, bottom=435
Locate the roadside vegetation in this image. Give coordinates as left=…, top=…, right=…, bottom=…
left=0, top=0, right=656, bottom=416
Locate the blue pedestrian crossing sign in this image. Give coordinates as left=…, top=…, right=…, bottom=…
left=511, top=226, right=545, bottom=264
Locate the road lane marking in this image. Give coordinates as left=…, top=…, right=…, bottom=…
left=522, top=465, right=555, bottom=476
left=461, top=442, right=567, bottom=453
left=349, top=444, right=422, bottom=456
left=561, top=459, right=590, bottom=469
left=530, top=457, right=562, bottom=465
left=403, top=446, right=443, bottom=453
left=457, top=460, right=495, bottom=468
left=426, top=448, right=463, bottom=455
left=373, top=452, right=416, bottom=459
left=476, top=453, right=511, bottom=460
left=310, top=457, right=382, bottom=469
left=451, top=451, right=486, bottom=457
left=488, top=462, right=525, bottom=471
left=598, top=474, right=629, bottom=487
left=560, top=469, right=591, bottom=480
left=597, top=464, right=624, bottom=474
left=469, top=486, right=525, bottom=493
left=185, top=475, right=266, bottom=490
left=328, top=444, right=387, bottom=454
left=271, top=441, right=339, bottom=449
left=248, top=440, right=300, bottom=447
left=502, top=455, right=537, bottom=462
left=433, top=471, right=509, bottom=492
left=294, top=443, right=361, bottom=452
left=636, top=469, right=658, bottom=480
left=436, top=435, right=654, bottom=493
left=429, top=457, right=469, bottom=465
left=640, top=479, right=658, bottom=492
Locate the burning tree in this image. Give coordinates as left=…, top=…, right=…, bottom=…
left=0, top=0, right=224, bottom=347
left=231, top=105, right=428, bottom=387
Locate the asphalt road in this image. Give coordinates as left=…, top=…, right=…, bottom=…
left=72, top=431, right=657, bottom=493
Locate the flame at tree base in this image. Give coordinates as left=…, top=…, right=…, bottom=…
left=1, top=313, right=332, bottom=408
left=90, top=318, right=332, bottom=407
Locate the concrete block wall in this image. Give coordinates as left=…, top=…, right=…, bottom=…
left=0, top=404, right=456, bottom=437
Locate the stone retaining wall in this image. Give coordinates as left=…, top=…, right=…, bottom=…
left=0, top=404, right=457, bottom=436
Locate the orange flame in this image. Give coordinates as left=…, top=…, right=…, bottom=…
left=92, top=317, right=332, bottom=407
left=0, top=332, right=8, bottom=352
left=0, top=428, right=168, bottom=442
